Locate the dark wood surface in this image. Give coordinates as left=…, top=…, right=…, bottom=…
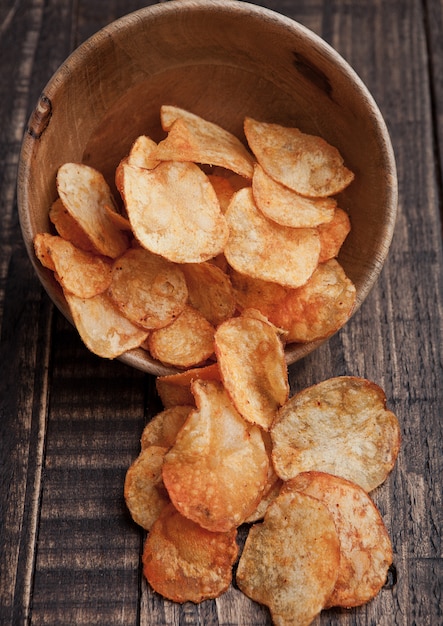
left=1, top=1, right=442, bottom=624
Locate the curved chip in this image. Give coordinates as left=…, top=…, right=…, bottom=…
left=155, top=363, right=221, bottom=408
left=127, top=134, right=160, bottom=169
left=142, top=503, right=238, bottom=603
left=162, top=379, right=269, bottom=531
left=215, top=315, right=289, bottom=430
left=181, top=262, right=236, bottom=326
left=244, top=117, right=354, bottom=197
left=236, top=489, right=340, bottom=626
left=224, top=187, right=320, bottom=288
left=122, top=160, right=229, bottom=263
left=207, top=174, right=236, bottom=213
left=245, top=431, right=283, bottom=523
left=108, top=247, right=188, bottom=330
left=318, top=207, right=352, bottom=262
left=252, top=163, right=336, bottom=227
left=271, top=376, right=401, bottom=491
left=140, top=405, right=193, bottom=450
left=230, top=268, right=288, bottom=319
left=49, top=198, right=98, bottom=253
left=286, top=471, right=393, bottom=608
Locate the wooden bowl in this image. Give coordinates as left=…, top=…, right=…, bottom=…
left=17, top=0, right=397, bottom=376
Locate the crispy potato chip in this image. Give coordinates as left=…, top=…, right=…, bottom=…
left=104, top=203, right=132, bottom=231
left=108, top=247, right=188, bottom=330
left=318, top=207, right=351, bottom=262
left=181, top=262, right=236, bottom=326
left=286, top=471, right=393, bottom=608
left=49, top=198, right=98, bottom=253
left=244, top=117, right=354, bottom=197
left=271, top=376, right=401, bottom=491
left=236, top=489, right=340, bottom=626
left=162, top=379, right=269, bottom=531
left=124, top=445, right=170, bottom=531
left=245, top=431, right=283, bottom=523
left=224, top=187, right=320, bottom=288
left=156, top=105, right=255, bottom=178
left=142, top=503, right=238, bottom=603
left=230, top=268, right=288, bottom=319
left=207, top=174, right=236, bottom=212
left=252, top=163, right=336, bottom=227
left=57, top=163, right=128, bottom=258
left=122, top=160, right=229, bottom=263
left=156, top=363, right=221, bottom=408
left=140, top=405, right=193, bottom=450
left=127, top=134, right=160, bottom=169
left=215, top=315, right=289, bottom=430
left=64, top=292, right=148, bottom=359
left=148, top=305, right=215, bottom=368
left=34, top=233, right=112, bottom=298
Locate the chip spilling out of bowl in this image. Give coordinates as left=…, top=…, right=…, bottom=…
left=32, top=105, right=357, bottom=370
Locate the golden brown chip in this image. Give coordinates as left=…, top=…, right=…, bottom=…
left=224, top=187, right=320, bottom=288
left=49, top=198, right=98, bottom=253
left=244, top=117, right=354, bottom=197
left=140, top=405, right=193, bottom=450
left=215, top=315, right=289, bottom=430
left=127, top=134, right=160, bottom=169
left=34, top=233, right=112, bottom=298
left=286, top=471, right=393, bottom=608
left=104, top=204, right=132, bottom=231
left=162, top=379, right=269, bottom=531
left=148, top=305, right=215, bottom=368
left=64, top=292, right=149, bottom=359
left=122, top=160, right=229, bottom=263
left=207, top=174, right=236, bottom=213
left=271, top=376, right=401, bottom=491
left=155, top=363, right=221, bottom=408
left=252, top=163, right=336, bottom=227
left=181, top=262, right=236, bottom=326
left=318, top=207, right=352, bottom=262
left=236, top=489, right=340, bottom=626
left=245, top=430, right=283, bottom=523
left=56, top=163, right=128, bottom=258
left=108, top=247, right=188, bottom=330
left=156, top=105, right=255, bottom=179
left=142, top=503, right=238, bottom=603
left=124, top=445, right=170, bottom=531
left=230, top=268, right=288, bottom=319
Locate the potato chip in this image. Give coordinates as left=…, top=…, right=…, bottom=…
left=245, top=431, right=283, bottom=523
left=207, top=174, right=236, bottom=212
left=56, top=163, right=128, bottom=258
left=181, top=262, right=236, bottom=326
left=244, top=117, right=354, bottom=197
left=252, top=163, right=336, bottom=227
left=140, top=405, right=192, bottom=450
left=122, top=160, right=229, bottom=263
left=148, top=305, right=215, bottom=368
left=124, top=445, right=170, bottom=531
left=230, top=268, right=288, bottom=319
left=271, top=376, right=401, bottom=491
left=64, top=292, right=148, bottom=359
left=104, top=203, right=132, bottom=231
left=108, top=247, right=188, bottom=330
left=49, top=198, right=98, bottom=253
left=142, top=503, right=238, bottom=603
left=155, top=363, right=221, bottom=408
left=162, top=379, right=269, bottom=531
left=34, top=233, right=112, bottom=298
left=318, top=207, right=351, bottom=262
left=224, top=187, right=320, bottom=288
left=236, top=489, right=340, bottom=626
left=286, top=471, right=393, bottom=608
left=155, top=105, right=255, bottom=179
left=127, top=134, right=160, bottom=169
left=215, top=314, right=289, bottom=430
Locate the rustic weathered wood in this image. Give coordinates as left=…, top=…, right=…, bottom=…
left=1, top=0, right=442, bottom=625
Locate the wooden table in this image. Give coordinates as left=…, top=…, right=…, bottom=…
left=1, top=1, right=442, bottom=624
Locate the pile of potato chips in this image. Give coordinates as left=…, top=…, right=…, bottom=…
left=33, top=105, right=357, bottom=367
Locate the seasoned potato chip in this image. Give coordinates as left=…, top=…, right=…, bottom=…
left=244, top=117, right=354, bottom=197
left=142, top=503, right=238, bottom=603
left=34, top=233, right=112, bottom=298
left=318, top=207, right=351, bottom=262
left=49, top=198, right=97, bottom=253
left=64, top=292, right=148, bottom=359
left=108, top=247, right=188, bottom=330
left=156, top=363, right=221, bottom=408
left=245, top=431, right=283, bottom=523
left=156, top=105, right=255, bottom=178
left=215, top=315, right=289, bottom=430
left=127, top=134, right=160, bottom=169
left=140, top=405, right=192, bottom=450
left=162, top=379, right=269, bottom=531
left=286, top=471, right=393, bottom=608
left=230, top=268, right=288, bottom=319
left=122, top=160, right=229, bottom=263
left=271, top=376, right=401, bottom=491
left=224, top=188, right=320, bottom=288
left=57, top=163, right=128, bottom=258
left=124, top=445, right=170, bottom=531
left=252, top=164, right=336, bottom=227
left=104, top=203, right=132, bottom=231
left=148, top=305, right=215, bottom=368
left=207, top=174, right=236, bottom=213
left=236, top=489, right=340, bottom=626
left=181, top=262, right=236, bottom=326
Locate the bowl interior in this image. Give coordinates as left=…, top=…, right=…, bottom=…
left=18, top=0, right=397, bottom=376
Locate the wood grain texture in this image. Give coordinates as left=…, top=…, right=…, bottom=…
left=0, top=0, right=442, bottom=625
